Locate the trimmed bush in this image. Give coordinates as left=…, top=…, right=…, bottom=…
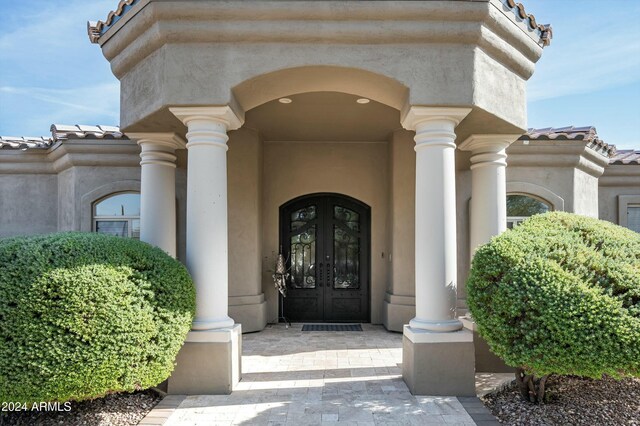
left=467, top=212, right=640, bottom=383
left=0, top=232, right=195, bottom=403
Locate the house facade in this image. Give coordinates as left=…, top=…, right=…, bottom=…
left=1, top=0, right=639, bottom=396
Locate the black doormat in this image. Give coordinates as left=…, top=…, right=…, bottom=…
left=302, top=324, right=363, bottom=332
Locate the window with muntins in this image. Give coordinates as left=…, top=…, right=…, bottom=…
left=93, top=193, right=141, bottom=239
left=507, top=194, right=551, bottom=229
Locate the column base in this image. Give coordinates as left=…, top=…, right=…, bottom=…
left=167, top=324, right=242, bottom=395
left=409, top=317, right=463, bottom=332
left=402, top=325, right=475, bottom=396
left=382, top=293, right=415, bottom=332
left=229, top=294, right=268, bottom=333
left=460, top=316, right=514, bottom=373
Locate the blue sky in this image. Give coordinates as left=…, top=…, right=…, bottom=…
left=0, top=0, right=639, bottom=149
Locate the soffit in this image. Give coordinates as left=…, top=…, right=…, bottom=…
left=244, top=92, right=400, bottom=142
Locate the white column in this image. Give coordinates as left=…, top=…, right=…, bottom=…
left=170, top=106, right=243, bottom=331
left=401, top=107, right=471, bottom=332
left=460, top=135, right=520, bottom=257
left=129, top=133, right=185, bottom=258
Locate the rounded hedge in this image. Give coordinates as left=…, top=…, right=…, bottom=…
left=0, top=232, right=195, bottom=403
left=467, top=212, right=640, bottom=379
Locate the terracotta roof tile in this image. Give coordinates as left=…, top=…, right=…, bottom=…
left=1, top=125, right=127, bottom=150
left=88, top=0, right=140, bottom=44
left=610, top=150, right=640, bottom=165
left=0, top=136, right=52, bottom=150
left=520, top=126, right=615, bottom=157
left=505, top=0, right=553, bottom=46
left=50, top=124, right=127, bottom=140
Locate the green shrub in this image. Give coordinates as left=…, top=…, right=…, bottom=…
left=467, top=212, right=640, bottom=379
left=0, top=232, right=195, bottom=403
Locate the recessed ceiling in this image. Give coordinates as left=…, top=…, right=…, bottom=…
left=244, top=92, right=401, bottom=142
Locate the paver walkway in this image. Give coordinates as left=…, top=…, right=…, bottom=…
left=154, top=324, right=485, bottom=425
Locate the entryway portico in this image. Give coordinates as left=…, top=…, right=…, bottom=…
left=90, top=0, right=550, bottom=396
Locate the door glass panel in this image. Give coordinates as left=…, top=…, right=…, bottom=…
left=290, top=226, right=316, bottom=288
left=291, top=205, right=317, bottom=231
left=334, top=206, right=359, bottom=232
left=333, top=225, right=360, bottom=289
left=96, top=220, right=128, bottom=237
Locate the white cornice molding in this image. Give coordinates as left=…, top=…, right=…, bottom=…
left=400, top=106, right=472, bottom=131
left=170, top=106, right=244, bottom=131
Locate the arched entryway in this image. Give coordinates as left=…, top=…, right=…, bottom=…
left=280, top=193, right=371, bottom=322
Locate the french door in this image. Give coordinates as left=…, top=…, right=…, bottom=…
left=280, top=194, right=370, bottom=322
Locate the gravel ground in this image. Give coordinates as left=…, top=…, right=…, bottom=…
left=482, top=375, right=640, bottom=425
left=0, top=390, right=162, bottom=426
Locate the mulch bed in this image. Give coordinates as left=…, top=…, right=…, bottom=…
left=0, top=389, right=162, bottom=426
left=482, top=375, right=640, bottom=425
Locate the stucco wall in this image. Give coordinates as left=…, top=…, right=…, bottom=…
left=0, top=174, right=58, bottom=238
left=573, top=168, right=600, bottom=218
left=261, top=141, right=389, bottom=324
left=389, top=130, right=416, bottom=297
left=74, top=166, right=142, bottom=232
left=599, top=165, right=640, bottom=225
left=227, top=129, right=268, bottom=331
left=506, top=166, right=571, bottom=211
left=456, top=169, right=472, bottom=311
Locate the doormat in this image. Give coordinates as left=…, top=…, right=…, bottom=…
left=302, top=324, right=363, bottom=332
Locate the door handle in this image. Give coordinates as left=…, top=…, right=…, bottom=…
left=318, top=263, right=323, bottom=287
left=326, top=262, right=331, bottom=287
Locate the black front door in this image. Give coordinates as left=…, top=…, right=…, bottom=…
left=281, top=194, right=370, bottom=322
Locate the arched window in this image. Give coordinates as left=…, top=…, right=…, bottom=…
left=507, top=194, right=551, bottom=229
left=93, top=193, right=141, bottom=238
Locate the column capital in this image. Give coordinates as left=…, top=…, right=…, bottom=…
left=459, top=134, right=521, bottom=169
left=170, top=106, right=244, bottom=131
left=400, top=106, right=471, bottom=131
left=459, top=134, right=521, bottom=153
left=128, top=132, right=186, bottom=152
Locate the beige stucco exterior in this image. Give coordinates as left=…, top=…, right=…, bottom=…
left=2, top=0, right=639, bottom=396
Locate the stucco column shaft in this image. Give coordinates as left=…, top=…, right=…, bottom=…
left=460, top=135, right=520, bottom=257
left=171, top=106, right=244, bottom=331
left=130, top=133, right=185, bottom=257
left=401, top=107, right=471, bottom=332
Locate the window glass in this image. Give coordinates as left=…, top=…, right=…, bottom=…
left=95, top=193, right=140, bottom=217
left=507, top=195, right=550, bottom=217
left=93, top=193, right=141, bottom=239
left=131, top=219, right=141, bottom=239
left=628, top=206, right=640, bottom=233
left=96, top=221, right=128, bottom=237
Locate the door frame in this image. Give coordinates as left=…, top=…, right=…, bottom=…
left=279, top=192, right=371, bottom=323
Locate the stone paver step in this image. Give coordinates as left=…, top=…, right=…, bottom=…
left=142, top=324, right=498, bottom=425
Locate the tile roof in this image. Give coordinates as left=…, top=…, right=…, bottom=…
left=88, top=0, right=552, bottom=46
left=0, top=125, right=127, bottom=150
left=504, top=0, right=553, bottom=46
left=0, top=136, right=52, bottom=150
left=88, top=0, right=140, bottom=44
left=520, top=126, right=615, bottom=157
left=610, top=150, right=640, bottom=165
left=50, top=124, right=126, bottom=140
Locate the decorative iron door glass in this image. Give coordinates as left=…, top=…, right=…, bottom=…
left=281, top=194, right=370, bottom=322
